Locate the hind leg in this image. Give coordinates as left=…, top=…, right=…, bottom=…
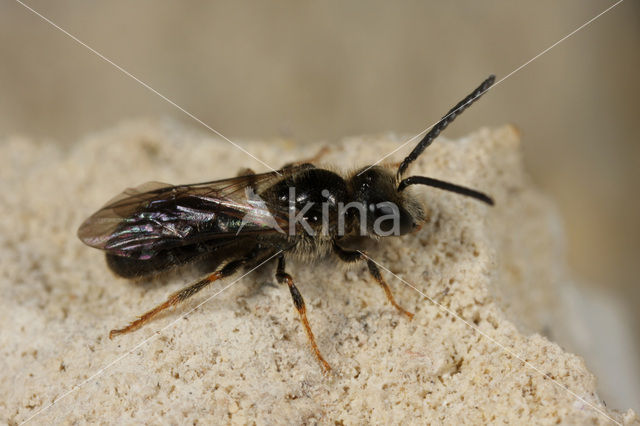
left=109, top=251, right=260, bottom=338
left=236, top=168, right=256, bottom=177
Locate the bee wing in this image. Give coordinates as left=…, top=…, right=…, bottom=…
left=78, top=168, right=299, bottom=259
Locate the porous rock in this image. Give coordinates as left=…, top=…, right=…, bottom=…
left=0, top=120, right=636, bottom=424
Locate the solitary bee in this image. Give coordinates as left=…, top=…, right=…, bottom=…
left=78, top=75, right=495, bottom=372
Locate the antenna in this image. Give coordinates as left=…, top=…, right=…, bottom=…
left=397, top=75, right=495, bottom=178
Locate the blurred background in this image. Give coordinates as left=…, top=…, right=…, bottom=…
left=1, top=0, right=638, bottom=411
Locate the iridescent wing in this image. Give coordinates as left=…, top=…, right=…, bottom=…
left=78, top=168, right=299, bottom=260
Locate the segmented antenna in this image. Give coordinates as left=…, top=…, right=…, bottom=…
left=396, top=75, right=495, bottom=178
left=397, top=175, right=494, bottom=205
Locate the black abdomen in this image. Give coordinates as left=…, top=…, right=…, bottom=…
left=106, top=238, right=252, bottom=278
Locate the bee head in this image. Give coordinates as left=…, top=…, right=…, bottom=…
left=349, top=166, right=423, bottom=237
left=348, top=75, right=496, bottom=239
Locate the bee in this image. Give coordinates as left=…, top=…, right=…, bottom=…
left=78, top=75, right=495, bottom=372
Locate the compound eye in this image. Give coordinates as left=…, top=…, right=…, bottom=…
left=398, top=211, right=416, bottom=234
left=370, top=202, right=415, bottom=235
left=368, top=202, right=397, bottom=234
left=371, top=202, right=395, bottom=218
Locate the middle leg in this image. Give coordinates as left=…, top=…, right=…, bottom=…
left=279, top=145, right=330, bottom=170
left=276, top=254, right=331, bottom=372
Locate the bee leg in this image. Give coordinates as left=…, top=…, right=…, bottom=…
left=276, top=255, right=331, bottom=372
left=235, top=168, right=259, bottom=194
left=109, top=253, right=256, bottom=338
left=333, top=243, right=414, bottom=319
left=304, top=145, right=330, bottom=164
left=365, top=259, right=414, bottom=319
left=236, top=168, right=256, bottom=177
left=280, top=146, right=330, bottom=169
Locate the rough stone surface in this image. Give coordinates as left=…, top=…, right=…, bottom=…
left=1, top=120, right=636, bottom=424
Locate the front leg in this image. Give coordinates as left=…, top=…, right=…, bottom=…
left=276, top=255, right=331, bottom=372
left=333, top=242, right=413, bottom=319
